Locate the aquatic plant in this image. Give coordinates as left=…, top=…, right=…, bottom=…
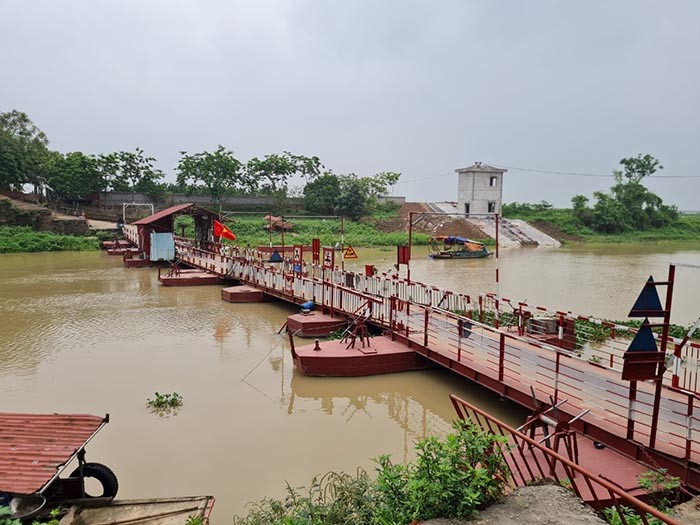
left=146, top=392, right=183, bottom=415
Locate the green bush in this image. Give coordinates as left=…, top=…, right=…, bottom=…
left=503, top=202, right=700, bottom=243
left=233, top=420, right=509, bottom=525
left=0, top=226, right=100, bottom=253
left=0, top=506, right=21, bottom=525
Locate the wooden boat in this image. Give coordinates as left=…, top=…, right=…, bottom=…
left=428, top=236, right=490, bottom=259
left=59, top=496, right=215, bottom=524
left=0, top=412, right=215, bottom=523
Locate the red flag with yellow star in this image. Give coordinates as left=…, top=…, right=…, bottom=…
left=213, top=219, right=236, bottom=241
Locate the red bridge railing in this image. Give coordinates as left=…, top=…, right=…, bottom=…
left=450, top=394, right=682, bottom=525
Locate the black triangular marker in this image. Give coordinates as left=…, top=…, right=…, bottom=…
left=628, top=276, right=664, bottom=318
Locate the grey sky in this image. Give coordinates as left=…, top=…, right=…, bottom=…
left=1, top=0, right=698, bottom=208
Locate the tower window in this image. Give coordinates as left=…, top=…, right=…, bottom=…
left=489, top=176, right=497, bottom=187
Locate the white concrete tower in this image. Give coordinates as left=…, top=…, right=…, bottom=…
left=456, top=162, right=507, bottom=216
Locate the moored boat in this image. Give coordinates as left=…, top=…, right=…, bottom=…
left=428, top=235, right=490, bottom=259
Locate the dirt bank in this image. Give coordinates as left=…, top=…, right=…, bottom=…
left=374, top=202, right=488, bottom=239
left=421, top=485, right=606, bottom=525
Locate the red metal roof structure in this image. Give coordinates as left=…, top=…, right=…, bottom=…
left=132, top=203, right=197, bottom=225
left=0, top=413, right=108, bottom=495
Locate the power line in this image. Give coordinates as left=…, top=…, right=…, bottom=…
left=394, top=172, right=453, bottom=184
left=497, top=164, right=700, bottom=179
left=394, top=164, right=700, bottom=184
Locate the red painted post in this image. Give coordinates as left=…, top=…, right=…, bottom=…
left=498, top=333, right=505, bottom=382
left=627, top=380, right=637, bottom=440
left=457, top=319, right=462, bottom=362
left=650, top=264, right=676, bottom=449
left=686, top=395, right=694, bottom=461
left=424, top=309, right=429, bottom=347
left=554, top=351, right=561, bottom=403
left=407, top=212, right=413, bottom=284
left=495, top=213, right=500, bottom=297
left=389, top=296, right=395, bottom=338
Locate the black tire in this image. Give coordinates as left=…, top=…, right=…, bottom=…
left=70, top=462, right=119, bottom=498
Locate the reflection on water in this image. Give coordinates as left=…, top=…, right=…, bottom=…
left=0, top=243, right=698, bottom=523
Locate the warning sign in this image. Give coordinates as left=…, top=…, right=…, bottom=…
left=344, top=245, right=359, bottom=259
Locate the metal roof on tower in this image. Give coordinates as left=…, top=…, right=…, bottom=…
left=455, top=162, right=507, bottom=173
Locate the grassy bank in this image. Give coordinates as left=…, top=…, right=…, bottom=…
left=503, top=206, right=700, bottom=243
left=233, top=421, right=508, bottom=525
left=0, top=226, right=100, bottom=253
left=176, top=215, right=432, bottom=247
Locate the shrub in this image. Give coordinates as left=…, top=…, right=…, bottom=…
left=0, top=226, right=99, bottom=253
left=233, top=420, right=509, bottom=525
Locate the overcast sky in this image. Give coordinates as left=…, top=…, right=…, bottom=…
left=1, top=0, right=698, bottom=208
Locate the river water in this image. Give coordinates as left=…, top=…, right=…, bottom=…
left=1, top=243, right=699, bottom=523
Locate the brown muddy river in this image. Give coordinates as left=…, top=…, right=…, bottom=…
left=1, top=243, right=699, bottom=522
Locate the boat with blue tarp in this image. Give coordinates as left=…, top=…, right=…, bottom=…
left=428, top=235, right=490, bottom=259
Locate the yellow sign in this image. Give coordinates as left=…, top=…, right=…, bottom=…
left=344, top=245, right=358, bottom=259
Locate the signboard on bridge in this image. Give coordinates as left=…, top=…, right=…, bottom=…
left=322, top=247, right=335, bottom=269
left=344, top=245, right=358, bottom=259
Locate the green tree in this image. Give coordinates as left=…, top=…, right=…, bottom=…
left=0, top=110, right=50, bottom=192
left=0, top=127, right=24, bottom=189
left=360, top=171, right=401, bottom=198
left=176, top=146, right=245, bottom=203
left=571, top=194, right=592, bottom=226
left=590, top=192, right=630, bottom=233
left=98, top=148, right=164, bottom=198
left=303, top=172, right=342, bottom=214
left=45, top=151, right=104, bottom=204
left=283, top=152, right=323, bottom=182
left=303, top=171, right=401, bottom=220
left=336, top=175, right=368, bottom=221
left=619, top=153, right=662, bottom=183
left=244, top=153, right=297, bottom=195
left=575, top=155, right=678, bottom=233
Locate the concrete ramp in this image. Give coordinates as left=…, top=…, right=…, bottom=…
left=507, top=219, right=561, bottom=247
left=427, top=203, right=561, bottom=247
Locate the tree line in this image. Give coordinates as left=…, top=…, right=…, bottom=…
left=504, top=155, right=679, bottom=234
left=571, top=154, right=678, bottom=233
left=0, top=110, right=400, bottom=220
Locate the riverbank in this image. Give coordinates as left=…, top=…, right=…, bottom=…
left=503, top=207, right=700, bottom=244
left=0, top=226, right=100, bottom=253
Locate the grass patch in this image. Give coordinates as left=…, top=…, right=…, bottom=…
left=0, top=226, right=100, bottom=253
left=503, top=206, right=700, bottom=243
left=175, top=215, right=431, bottom=247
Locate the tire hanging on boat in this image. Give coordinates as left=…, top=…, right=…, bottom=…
left=69, top=462, right=119, bottom=498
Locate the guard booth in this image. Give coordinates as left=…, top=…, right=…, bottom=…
left=131, top=203, right=217, bottom=262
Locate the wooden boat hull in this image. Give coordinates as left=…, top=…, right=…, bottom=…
left=59, top=496, right=215, bottom=525
left=429, top=249, right=490, bottom=259
left=291, top=336, right=435, bottom=376
left=287, top=312, right=348, bottom=338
